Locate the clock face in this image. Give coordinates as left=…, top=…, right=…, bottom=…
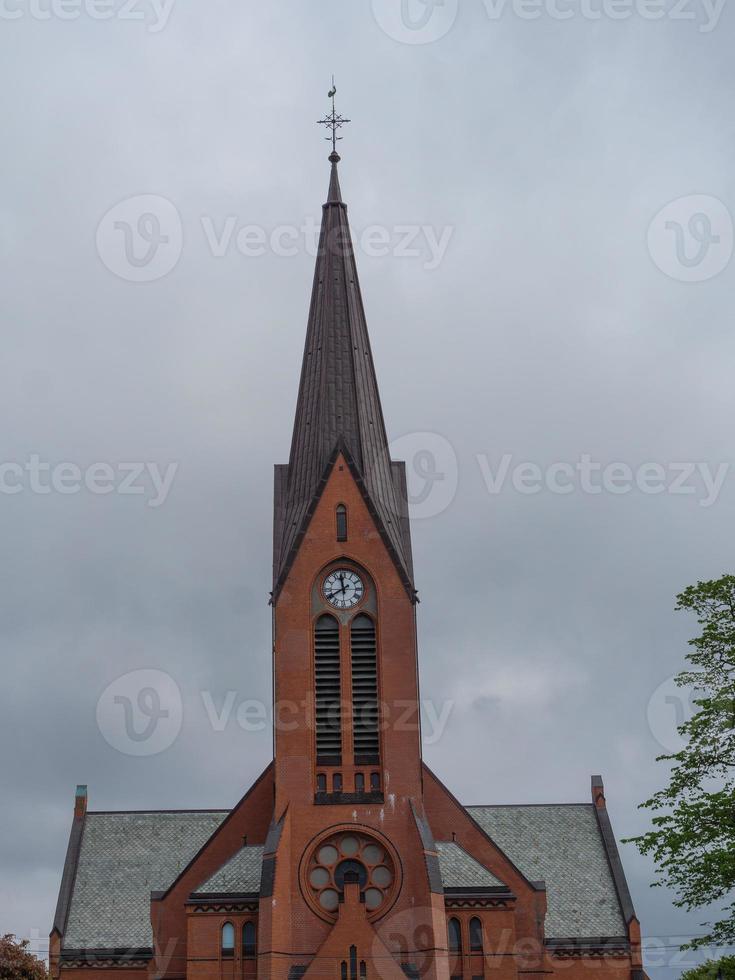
left=323, top=569, right=364, bottom=609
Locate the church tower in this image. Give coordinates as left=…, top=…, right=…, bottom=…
left=263, top=139, right=449, bottom=978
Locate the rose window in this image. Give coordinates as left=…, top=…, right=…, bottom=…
left=302, top=829, right=399, bottom=921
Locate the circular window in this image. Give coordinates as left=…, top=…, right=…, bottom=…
left=319, top=888, right=339, bottom=911
left=318, top=845, right=339, bottom=866
left=365, top=888, right=383, bottom=910
left=372, top=865, right=393, bottom=887
left=310, top=867, right=330, bottom=888
left=301, top=827, right=401, bottom=922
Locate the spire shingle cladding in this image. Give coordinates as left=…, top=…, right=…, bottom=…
left=273, top=157, right=414, bottom=598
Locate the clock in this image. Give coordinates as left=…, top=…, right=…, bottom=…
left=323, top=569, right=364, bottom=609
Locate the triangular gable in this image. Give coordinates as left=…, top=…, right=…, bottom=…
left=273, top=441, right=415, bottom=602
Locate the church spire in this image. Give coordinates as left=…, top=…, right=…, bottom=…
left=272, top=92, right=414, bottom=600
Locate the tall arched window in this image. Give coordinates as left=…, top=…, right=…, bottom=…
left=469, top=916, right=483, bottom=952
left=336, top=503, right=348, bottom=541
left=314, top=614, right=341, bottom=763
left=350, top=614, right=379, bottom=764
left=242, top=921, right=256, bottom=959
left=221, top=922, right=235, bottom=958
left=448, top=917, right=462, bottom=954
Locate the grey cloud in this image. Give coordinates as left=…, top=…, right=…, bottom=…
left=1, top=3, right=733, bottom=977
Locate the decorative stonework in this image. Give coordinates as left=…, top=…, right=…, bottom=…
left=60, top=959, right=149, bottom=970
left=190, top=902, right=258, bottom=914
left=299, top=824, right=402, bottom=923
left=444, top=897, right=512, bottom=910
left=550, top=947, right=629, bottom=960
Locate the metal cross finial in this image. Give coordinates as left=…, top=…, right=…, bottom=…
left=317, top=77, right=351, bottom=155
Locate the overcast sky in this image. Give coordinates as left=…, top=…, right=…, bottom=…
left=1, top=1, right=733, bottom=976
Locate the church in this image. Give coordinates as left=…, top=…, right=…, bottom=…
left=50, top=105, right=644, bottom=980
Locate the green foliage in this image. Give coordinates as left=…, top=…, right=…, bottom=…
left=0, top=935, right=48, bottom=980
left=623, top=574, right=735, bottom=949
left=681, top=955, right=735, bottom=980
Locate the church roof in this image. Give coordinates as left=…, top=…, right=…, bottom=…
left=435, top=841, right=506, bottom=890
left=468, top=804, right=627, bottom=940
left=56, top=800, right=629, bottom=953
left=61, top=810, right=228, bottom=951
left=273, top=154, right=414, bottom=599
left=191, top=844, right=264, bottom=896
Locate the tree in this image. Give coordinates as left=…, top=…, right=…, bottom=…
left=681, top=955, right=735, bottom=980
left=0, top=935, right=48, bottom=980
left=624, top=574, right=735, bottom=949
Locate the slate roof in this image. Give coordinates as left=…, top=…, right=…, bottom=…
left=435, top=841, right=506, bottom=889
left=468, top=804, right=626, bottom=939
left=273, top=154, right=414, bottom=598
left=63, top=810, right=227, bottom=950
left=193, top=845, right=264, bottom=896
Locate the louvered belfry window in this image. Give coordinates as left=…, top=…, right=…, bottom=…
left=350, top=614, right=380, bottom=764
left=315, top=614, right=342, bottom=763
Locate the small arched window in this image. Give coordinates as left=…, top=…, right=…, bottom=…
left=221, top=922, right=235, bottom=958
left=448, top=917, right=462, bottom=954
left=469, top=916, right=483, bottom=952
left=336, top=503, right=348, bottom=541
left=242, top=921, right=256, bottom=959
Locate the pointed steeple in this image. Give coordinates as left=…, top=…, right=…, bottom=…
left=326, top=150, right=342, bottom=204
left=273, top=153, right=414, bottom=599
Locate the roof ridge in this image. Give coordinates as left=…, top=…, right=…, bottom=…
left=86, top=808, right=230, bottom=815
left=467, top=802, right=592, bottom=809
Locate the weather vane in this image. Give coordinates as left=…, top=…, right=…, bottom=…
left=317, top=77, right=350, bottom=155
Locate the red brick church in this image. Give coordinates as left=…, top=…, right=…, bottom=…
left=50, top=123, right=644, bottom=980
